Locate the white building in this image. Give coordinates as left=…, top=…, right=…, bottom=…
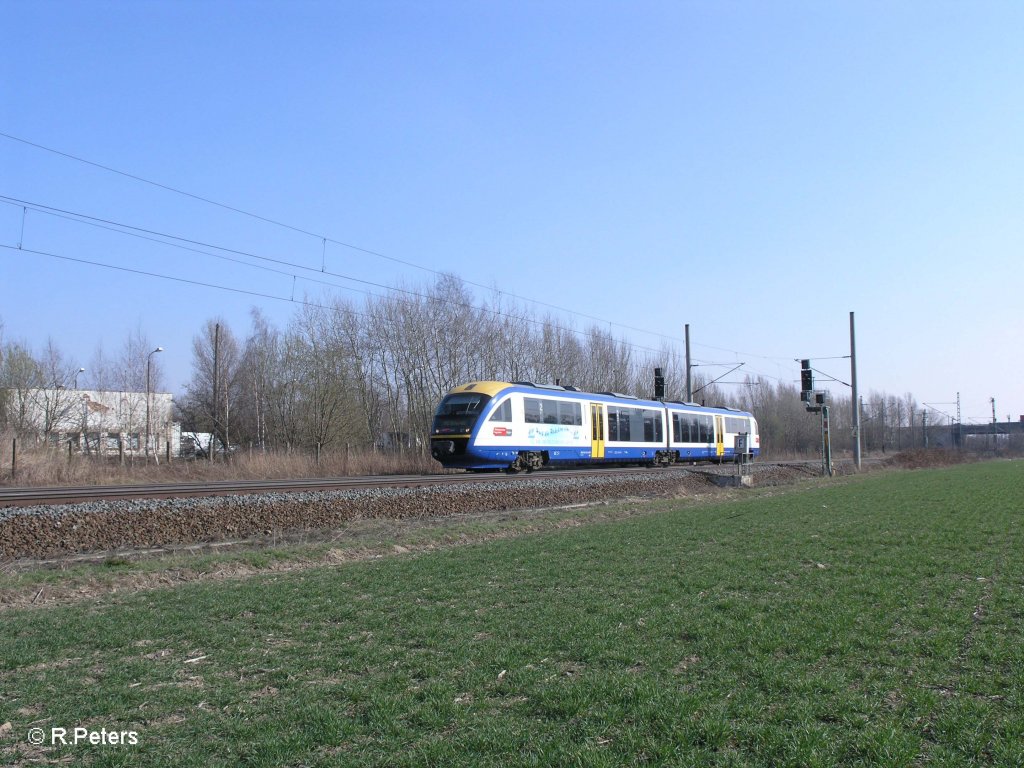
left=4, top=387, right=181, bottom=457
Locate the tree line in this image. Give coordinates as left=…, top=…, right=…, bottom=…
left=172, top=275, right=926, bottom=458
left=1, top=281, right=928, bottom=458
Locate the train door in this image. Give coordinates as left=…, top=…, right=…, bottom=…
left=590, top=403, right=605, bottom=459
left=714, top=414, right=725, bottom=458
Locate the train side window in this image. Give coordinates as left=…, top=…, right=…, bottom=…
left=622, top=408, right=638, bottom=441
left=489, top=399, right=513, bottom=422
left=618, top=405, right=634, bottom=442
left=607, top=408, right=619, bottom=441
left=643, top=410, right=662, bottom=442
left=542, top=398, right=558, bottom=424
left=558, top=401, right=582, bottom=425
left=673, top=413, right=689, bottom=442
left=524, top=398, right=541, bottom=424
left=680, top=415, right=691, bottom=442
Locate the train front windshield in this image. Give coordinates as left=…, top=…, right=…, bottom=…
left=431, top=393, right=492, bottom=435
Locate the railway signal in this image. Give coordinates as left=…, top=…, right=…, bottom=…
left=800, top=359, right=832, bottom=476
left=800, top=359, right=813, bottom=397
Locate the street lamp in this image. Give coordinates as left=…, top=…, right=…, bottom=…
left=73, top=368, right=87, bottom=448
left=146, top=347, right=163, bottom=460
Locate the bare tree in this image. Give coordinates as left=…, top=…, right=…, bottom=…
left=0, top=340, right=44, bottom=435
left=87, top=343, right=118, bottom=392
left=181, top=319, right=242, bottom=454
left=288, top=302, right=367, bottom=450
left=116, top=324, right=164, bottom=393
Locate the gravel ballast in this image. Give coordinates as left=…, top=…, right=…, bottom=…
left=0, top=465, right=817, bottom=561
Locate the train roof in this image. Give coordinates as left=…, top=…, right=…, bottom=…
left=444, top=381, right=754, bottom=418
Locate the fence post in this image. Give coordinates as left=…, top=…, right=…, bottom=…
left=11, top=438, right=16, bottom=480
left=68, top=439, right=73, bottom=463
left=316, top=442, right=321, bottom=466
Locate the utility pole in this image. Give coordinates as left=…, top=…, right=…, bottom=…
left=956, top=392, right=962, bottom=449
left=145, top=347, right=163, bottom=462
left=850, top=311, right=861, bottom=469
left=684, top=324, right=692, bottom=401
left=879, top=399, right=886, bottom=452
left=821, top=405, right=834, bottom=476
left=991, top=397, right=997, bottom=451
left=212, top=323, right=220, bottom=463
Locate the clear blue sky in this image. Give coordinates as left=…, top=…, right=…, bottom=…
left=2, top=1, right=1022, bottom=425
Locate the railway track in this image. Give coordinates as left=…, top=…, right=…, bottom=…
left=0, top=466, right=666, bottom=508
left=1, top=462, right=831, bottom=562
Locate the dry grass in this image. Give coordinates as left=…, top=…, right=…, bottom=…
left=0, top=432, right=439, bottom=487
left=883, top=448, right=975, bottom=470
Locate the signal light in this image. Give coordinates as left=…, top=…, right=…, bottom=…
left=801, top=367, right=813, bottom=392
left=654, top=367, right=665, bottom=399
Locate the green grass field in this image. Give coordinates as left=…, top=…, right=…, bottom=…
left=2, top=461, right=1022, bottom=767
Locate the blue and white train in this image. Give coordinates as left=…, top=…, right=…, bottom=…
left=430, top=381, right=760, bottom=472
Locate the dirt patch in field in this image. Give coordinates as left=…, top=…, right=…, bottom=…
left=884, top=449, right=974, bottom=470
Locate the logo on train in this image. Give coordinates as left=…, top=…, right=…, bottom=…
left=493, top=427, right=512, bottom=437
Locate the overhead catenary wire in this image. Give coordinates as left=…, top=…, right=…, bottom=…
left=0, top=194, right=776, bottom=371
left=5, top=242, right=722, bottom=365
left=4, top=235, right=792, bottom=390
left=1, top=133, right=690, bottom=348
left=0, top=132, right=801, bottom=363
left=0, top=195, right=681, bottom=359
left=1, top=196, right=401, bottom=301
left=2, top=243, right=321, bottom=312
